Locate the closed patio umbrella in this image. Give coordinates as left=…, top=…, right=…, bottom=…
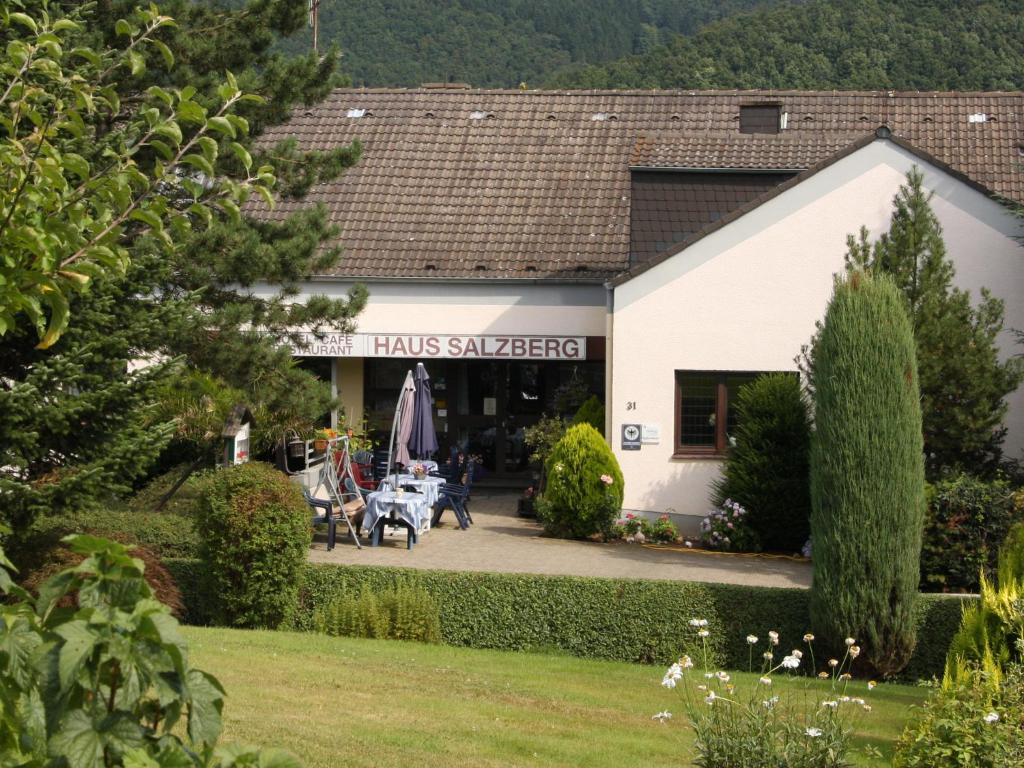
left=384, top=370, right=416, bottom=482
left=395, top=372, right=416, bottom=467
left=408, top=362, right=439, bottom=460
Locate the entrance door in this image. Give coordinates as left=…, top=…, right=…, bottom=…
left=451, top=361, right=545, bottom=477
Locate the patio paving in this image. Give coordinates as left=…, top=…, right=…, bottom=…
left=309, top=491, right=812, bottom=589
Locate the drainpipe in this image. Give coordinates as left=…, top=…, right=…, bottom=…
left=604, top=282, right=614, bottom=446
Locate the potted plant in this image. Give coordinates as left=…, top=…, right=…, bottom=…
left=312, top=427, right=338, bottom=452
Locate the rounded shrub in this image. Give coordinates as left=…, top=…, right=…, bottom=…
left=920, top=473, right=1021, bottom=592
left=538, top=423, right=624, bottom=539
left=809, top=270, right=926, bottom=677
left=194, top=461, right=311, bottom=628
left=712, top=373, right=811, bottom=552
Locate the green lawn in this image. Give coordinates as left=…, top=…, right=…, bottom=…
left=184, top=627, right=927, bottom=768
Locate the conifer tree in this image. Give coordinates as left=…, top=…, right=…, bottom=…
left=809, top=270, right=925, bottom=677
left=0, top=1, right=366, bottom=533
left=845, top=169, right=1022, bottom=477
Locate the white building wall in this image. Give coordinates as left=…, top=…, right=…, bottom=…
left=611, top=140, right=1024, bottom=526
left=248, top=281, right=608, bottom=337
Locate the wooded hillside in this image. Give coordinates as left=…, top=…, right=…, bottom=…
left=279, top=0, right=773, bottom=88
left=547, top=0, right=1024, bottom=90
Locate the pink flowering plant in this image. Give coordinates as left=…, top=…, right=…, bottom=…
left=656, top=622, right=876, bottom=767
left=700, top=499, right=761, bottom=552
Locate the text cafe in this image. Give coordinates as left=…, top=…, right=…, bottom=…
left=292, top=332, right=605, bottom=477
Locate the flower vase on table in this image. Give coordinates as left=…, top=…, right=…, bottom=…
left=411, top=463, right=428, bottom=480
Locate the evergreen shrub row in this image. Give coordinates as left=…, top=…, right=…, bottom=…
left=166, top=561, right=969, bottom=679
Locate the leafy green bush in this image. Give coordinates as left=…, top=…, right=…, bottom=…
left=920, top=473, right=1022, bottom=592
left=313, top=582, right=441, bottom=643
left=14, top=500, right=201, bottom=571
left=539, top=423, right=624, bottom=539
left=0, top=532, right=302, bottom=767
left=712, top=373, right=812, bottom=552
left=194, top=462, right=311, bottom=628
left=894, top=663, right=1024, bottom=767
left=810, top=270, right=926, bottom=676
left=571, top=394, right=605, bottom=433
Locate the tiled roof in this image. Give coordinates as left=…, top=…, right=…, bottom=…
left=255, top=89, right=1024, bottom=280
left=630, top=133, right=868, bottom=171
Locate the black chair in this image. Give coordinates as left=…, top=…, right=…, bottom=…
left=432, top=483, right=470, bottom=530
left=304, top=490, right=336, bottom=551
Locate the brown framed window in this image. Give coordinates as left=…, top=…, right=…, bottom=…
left=674, top=371, right=764, bottom=455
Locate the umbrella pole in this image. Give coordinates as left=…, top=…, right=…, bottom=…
left=385, top=370, right=414, bottom=486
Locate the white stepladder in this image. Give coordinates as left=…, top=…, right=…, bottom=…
left=310, top=438, right=364, bottom=549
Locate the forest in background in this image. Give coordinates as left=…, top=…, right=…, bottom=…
left=547, top=0, right=1024, bottom=91
left=277, top=0, right=776, bottom=88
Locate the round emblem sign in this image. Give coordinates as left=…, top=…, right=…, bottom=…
left=623, top=425, right=641, bottom=441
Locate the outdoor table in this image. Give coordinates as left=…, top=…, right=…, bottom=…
left=395, top=473, right=444, bottom=507
left=365, top=489, right=430, bottom=549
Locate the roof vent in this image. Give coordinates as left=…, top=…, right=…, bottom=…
left=858, top=115, right=871, bottom=122
left=546, top=113, right=557, bottom=120
left=470, top=110, right=494, bottom=120
left=574, top=264, right=589, bottom=272
left=524, top=264, right=537, bottom=272
left=1017, top=144, right=1024, bottom=157
left=803, top=114, right=814, bottom=121
left=968, top=112, right=988, bottom=124
left=474, top=264, right=488, bottom=271
left=424, top=263, right=437, bottom=271
left=922, top=115, right=934, bottom=123
left=424, top=111, right=436, bottom=118
left=670, top=114, right=681, bottom=121
left=346, top=108, right=370, bottom=118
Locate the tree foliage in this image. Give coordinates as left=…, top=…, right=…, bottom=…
left=0, top=529, right=302, bottom=767
left=712, top=373, right=812, bottom=553
left=550, top=0, right=1024, bottom=91
left=0, top=1, right=366, bottom=534
left=845, top=169, right=1022, bottom=478
left=0, top=3, right=272, bottom=347
left=809, top=270, right=925, bottom=677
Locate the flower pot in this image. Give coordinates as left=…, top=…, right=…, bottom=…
left=313, top=438, right=328, bottom=452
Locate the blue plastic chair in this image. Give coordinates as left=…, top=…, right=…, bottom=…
left=432, top=483, right=470, bottom=530
left=304, top=490, right=336, bottom=551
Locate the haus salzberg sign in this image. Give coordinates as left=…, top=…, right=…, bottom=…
left=290, top=332, right=587, bottom=360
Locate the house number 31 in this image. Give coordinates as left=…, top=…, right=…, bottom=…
left=626, top=401, right=637, bottom=410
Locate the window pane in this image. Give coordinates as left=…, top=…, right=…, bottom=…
left=725, top=374, right=759, bottom=443
left=679, top=373, right=718, bottom=446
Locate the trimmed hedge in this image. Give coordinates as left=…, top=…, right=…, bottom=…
left=166, top=560, right=972, bottom=679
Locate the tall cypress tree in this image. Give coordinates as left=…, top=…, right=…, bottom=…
left=845, top=169, right=1022, bottom=478
left=809, top=270, right=925, bottom=677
